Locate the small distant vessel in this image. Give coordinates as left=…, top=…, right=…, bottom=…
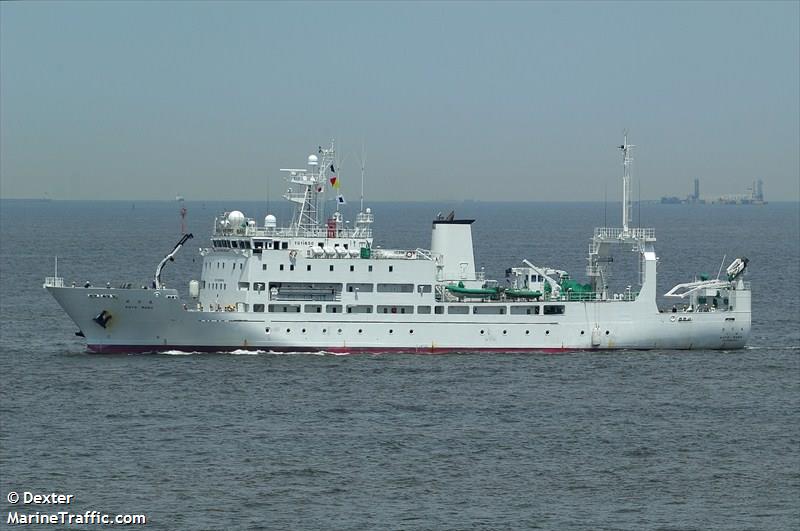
left=44, top=136, right=751, bottom=353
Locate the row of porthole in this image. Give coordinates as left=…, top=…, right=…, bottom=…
left=266, top=327, right=415, bottom=335
left=264, top=327, right=613, bottom=336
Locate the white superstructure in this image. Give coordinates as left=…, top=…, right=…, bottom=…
left=45, top=138, right=751, bottom=353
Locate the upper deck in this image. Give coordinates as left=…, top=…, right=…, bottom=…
left=213, top=211, right=374, bottom=240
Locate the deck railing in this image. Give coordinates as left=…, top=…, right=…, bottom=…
left=593, top=227, right=656, bottom=241
left=44, top=277, right=64, bottom=288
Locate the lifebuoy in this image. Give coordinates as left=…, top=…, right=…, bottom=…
left=405, top=251, right=413, bottom=258
left=289, top=250, right=297, bottom=259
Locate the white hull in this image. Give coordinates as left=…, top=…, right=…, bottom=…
left=47, top=285, right=750, bottom=353
left=44, top=138, right=753, bottom=354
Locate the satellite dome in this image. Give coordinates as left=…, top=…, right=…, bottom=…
left=227, top=210, right=245, bottom=227
left=307, top=154, right=319, bottom=166
left=264, top=214, right=277, bottom=228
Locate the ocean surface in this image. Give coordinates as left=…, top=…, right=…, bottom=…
left=1, top=199, right=798, bottom=530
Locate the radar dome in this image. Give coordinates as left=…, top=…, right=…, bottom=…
left=307, top=154, right=319, bottom=166
left=264, top=214, right=277, bottom=228
left=227, top=211, right=245, bottom=227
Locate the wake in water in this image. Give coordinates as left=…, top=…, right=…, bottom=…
left=157, top=349, right=332, bottom=356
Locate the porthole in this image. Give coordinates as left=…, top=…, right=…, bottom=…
left=337, top=328, right=342, bottom=334
left=480, top=330, right=485, bottom=335
left=322, top=328, right=327, bottom=334
left=286, top=328, right=291, bottom=333
left=580, top=330, right=585, bottom=335
left=605, top=330, right=610, bottom=335
left=358, top=328, right=363, bottom=334
left=265, top=327, right=270, bottom=334
left=389, top=329, right=394, bottom=334
left=502, top=330, right=507, bottom=335
left=546, top=330, right=550, bottom=335
left=525, top=330, right=530, bottom=335
left=302, top=328, right=306, bottom=333
left=409, top=329, right=414, bottom=335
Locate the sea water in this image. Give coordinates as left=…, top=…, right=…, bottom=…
left=1, top=200, right=798, bottom=529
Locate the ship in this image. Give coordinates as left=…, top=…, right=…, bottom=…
left=44, top=136, right=751, bottom=353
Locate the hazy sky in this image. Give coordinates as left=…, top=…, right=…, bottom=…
left=1, top=1, right=798, bottom=202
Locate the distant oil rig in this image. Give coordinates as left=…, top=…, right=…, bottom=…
left=661, top=179, right=766, bottom=205
left=660, top=178, right=705, bottom=204
left=712, top=179, right=766, bottom=205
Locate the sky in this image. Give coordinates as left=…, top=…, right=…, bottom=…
left=1, top=1, right=798, bottom=202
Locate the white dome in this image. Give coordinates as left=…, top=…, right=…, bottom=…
left=307, top=154, right=319, bottom=165
left=264, top=214, right=277, bottom=228
left=227, top=210, right=245, bottom=227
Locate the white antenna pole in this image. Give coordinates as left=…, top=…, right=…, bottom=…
left=360, top=140, right=366, bottom=213
left=55, top=255, right=58, bottom=278
left=619, top=131, right=635, bottom=234
left=716, top=254, right=727, bottom=280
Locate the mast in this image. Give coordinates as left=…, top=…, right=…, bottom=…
left=281, top=140, right=336, bottom=235
left=359, top=142, right=365, bottom=214
left=619, top=132, right=634, bottom=234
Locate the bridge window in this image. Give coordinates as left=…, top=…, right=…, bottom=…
left=435, top=306, right=444, bottom=314
left=473, top=306, right=506, bottom=315
left=346, top=305, right=373, bottom=314
left=377, top=283, right=414, bottom=293
left=347, top=283, right=373, bottom=293
left=417, top=284, right=432, bottom=293
left=543, top=305, right=565, bottom=315
left=511, top=305, right=539, bottom=315
left=378, top=305, right=413, bottom=314
left=268, top=304, right=300, bottom=313
left=448, top=306, right=469, bottom=315
left=253, top=304, right=265, bottom=312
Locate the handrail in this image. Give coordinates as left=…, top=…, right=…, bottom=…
left=593, top=227, right=656, bottom=240
left=44, top=276, right=64, bottom=288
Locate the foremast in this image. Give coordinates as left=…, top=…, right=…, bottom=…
left=278, top=141, right=374, bottom=240
left=281, top=142, right=336, bottom=235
